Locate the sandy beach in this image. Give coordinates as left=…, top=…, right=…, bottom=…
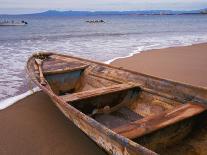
left=1, top=43, right=207, bottom=154
left=111, top=43, right=207, bottom=87
left=0, top=92, right=106, bottom=155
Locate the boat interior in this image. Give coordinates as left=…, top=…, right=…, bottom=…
left=33, top=55, right=207, bottom=154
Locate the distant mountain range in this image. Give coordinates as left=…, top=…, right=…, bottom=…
left=1, top=9, right=207, bottom=16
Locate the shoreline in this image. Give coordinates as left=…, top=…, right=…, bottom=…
left=0, top=87, right=40, bottom=110
left=105, top=41, right=207, bottom=64
left=1, top=42, right=207, bottom=110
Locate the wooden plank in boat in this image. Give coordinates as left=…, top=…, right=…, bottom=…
left=42, top=58, right=89, bottom=75
left=113, top=103, right=206, bottom=139
left=60, top=83, right=140, bottom=102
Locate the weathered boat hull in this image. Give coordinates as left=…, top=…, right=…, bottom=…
left=27, top=52, right=207, bottom=154
left=27, top=53, right=157, bottom=154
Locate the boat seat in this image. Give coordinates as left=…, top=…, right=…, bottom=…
left=112, top=103, right=206, bottom=139
left=42, top=58, right=89, bottom=75
left=60, top=83, right=140, bottom=102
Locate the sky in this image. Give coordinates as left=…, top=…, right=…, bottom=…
left=0, top=0, right=207, bottom=14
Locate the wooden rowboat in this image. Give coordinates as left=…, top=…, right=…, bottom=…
left=27, top=52, right=207, bottom=155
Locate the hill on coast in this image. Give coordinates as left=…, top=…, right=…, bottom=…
left=1, top=8, right=207, bottom=16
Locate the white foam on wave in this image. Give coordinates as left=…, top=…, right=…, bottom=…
left=104, top=35, right=207, bottom=64
left=104, top=46, right=144, bottom=64
left=0, top=87, right=41, bottom=110
left=104, top=43, right=170, bottom=64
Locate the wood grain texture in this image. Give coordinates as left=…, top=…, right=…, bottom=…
left=113, top=103, right=206, bottom=139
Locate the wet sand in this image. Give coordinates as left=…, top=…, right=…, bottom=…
left=1, top=43, right=207, bottom=154
left=0, top=92, right=106, bottom=155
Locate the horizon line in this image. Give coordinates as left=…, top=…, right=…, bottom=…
left=0, top=8, right=206, bottom=15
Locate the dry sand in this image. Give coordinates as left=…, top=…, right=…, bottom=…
left=112, top=43, right=207, bottom=87
left=1, top=43, right=207, bottom=154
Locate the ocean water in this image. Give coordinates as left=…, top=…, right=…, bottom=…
left=0, top=14, right=207, bottom=101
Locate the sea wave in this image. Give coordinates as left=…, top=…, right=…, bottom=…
left=0, top=30, right=198, bottom=43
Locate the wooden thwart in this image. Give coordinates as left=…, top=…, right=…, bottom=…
left=113, top=103, right=206, bottom=139
left=43, top=64, right=89, bottom=75
left=60, top=83, right=140, bottom=102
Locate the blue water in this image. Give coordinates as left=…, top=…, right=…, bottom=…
left=0, top=14, right=207, bottom=100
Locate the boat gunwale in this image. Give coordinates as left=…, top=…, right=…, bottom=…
left=45, top=52, right=207, bottom=92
